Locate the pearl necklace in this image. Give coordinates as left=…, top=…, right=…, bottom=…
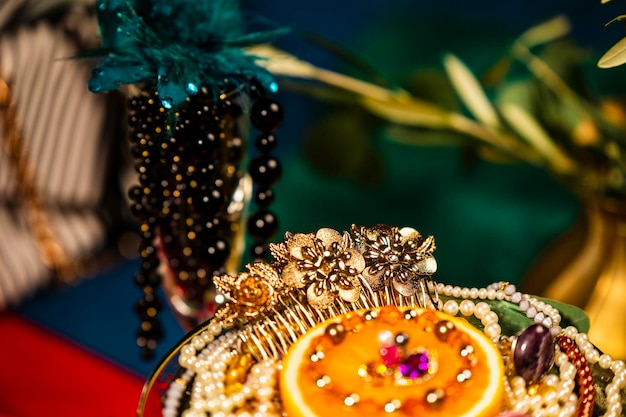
left=159, top=281, right=626, bottom=417
left=437, top=281, right=625, bottom=417
left=175, top=322, right=281, bottom=417
left=157, top=283, right=626, bottom=417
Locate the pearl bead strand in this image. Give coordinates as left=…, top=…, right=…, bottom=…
left=160, top=282, right=625, bottom=417
left=163, top=370, right=194, bottom=417
left=441, top=298, right=502, bottom=341
left=436, top=282, right=626, bottom=417
left=174, top=322, right=281, bottom=417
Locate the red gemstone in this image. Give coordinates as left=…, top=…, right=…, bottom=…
left=380, top=345, right=401, bottom=366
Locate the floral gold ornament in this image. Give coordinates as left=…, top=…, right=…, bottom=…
left=351, top=224, right=438, bottom=306
left=137, top=224, right=626, bottom=417
left=213, top=261, right=283, bottom=325
left=280, top=227, right=365, bottom=309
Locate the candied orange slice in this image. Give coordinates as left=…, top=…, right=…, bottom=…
left=280, top=305, right=504, bottom=417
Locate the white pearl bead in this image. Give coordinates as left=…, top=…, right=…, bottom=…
left=608, top=400, right=623, bottom=414
left=473, top=302, right=490, bottom=319
left=613, top=370, right=626, bottom=388
left=461, top=287, right=470, bottom=298
left=459, top=300, right=475, bottom=316
left=564, top=326, right=578, bottom=338
left=545, top=402, right=560, bottom=416
left=201, top=331, right=214, bottom=343
left=481, top=311, right=499, bottom=326
left=555, top=351, right=568, bottom=367
left=443, top=300, right=459, bottom=316
left=163, top=409, right=178, bottom=417
left=511, top=375, right=526, bottom=388
left=182, top=345, right=196, bottom=356
left=209, top=322, right=223, bottom=336
left=478, top=288, right=488, bottom=299
left=600, top=353, right=614, bottom=369
left=550, top=326, right=562, bottom=337
left=610, top=359, right=625, bottom=374
left=469, top=287, right=478, bottom=299
left=560, top=362, right=576, bottom=380
left=452, top=286, right=462, bottom=297
left=528, top=394, right=542, bottom=410
left=487, top=289, right=496, bottom=300
left=191, top=335, right=206, bottom=351
left=257, top=386, right=274, bottom=400
left=543, top=388, right=557, bottom=406
left=220, top=398, right=234, bottom=412
left=543, top=374, right=559, bottom=387
left=513, top=385, right=527, bottom=399
left=606, top=382, right=620, bottom=397
left=559, top=402, right=576, bottom=417
left=513, top=397, right=530, bottom=413
left=483, top=323, right=501, bottom=339
left=165, top=396, right=180, bottom=407
left=561, top=378, right=575, bottom=394
left=180, top=356, right=196, bottom=368
left=584, top=348, right=599, bottom=364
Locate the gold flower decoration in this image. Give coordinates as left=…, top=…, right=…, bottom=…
left=214, top=262, right=283, bottom=324
left=281, top=228, right=365, bottom=309
left=269, top=232, right=292, bottom=271
left=351, top=224, right=437, bottom=297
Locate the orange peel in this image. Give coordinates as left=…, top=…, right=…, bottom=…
left=280, top=305, right=504, bottom=417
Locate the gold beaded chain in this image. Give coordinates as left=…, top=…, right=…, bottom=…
left=0, top=74, right=78, bottom=283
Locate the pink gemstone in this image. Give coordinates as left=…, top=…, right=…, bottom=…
left=380, top=345, right=401, bottom=366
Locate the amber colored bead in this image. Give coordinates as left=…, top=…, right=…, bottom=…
left=377, top=304, right=402, bottom=324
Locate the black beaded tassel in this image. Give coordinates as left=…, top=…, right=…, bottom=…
left=127, top=87, right=246, bottom=359
left=248, top=88, right=283, bottom=260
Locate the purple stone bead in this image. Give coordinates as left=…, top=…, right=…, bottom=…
left=399, top=351, right=430, bottom=379
left=512, top=323, right=555, bottom=382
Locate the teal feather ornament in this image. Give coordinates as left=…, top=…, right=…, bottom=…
left=88, top=0, right=286, bottom=108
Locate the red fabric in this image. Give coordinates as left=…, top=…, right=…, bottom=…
left=0, top=312, right=145, bottom=417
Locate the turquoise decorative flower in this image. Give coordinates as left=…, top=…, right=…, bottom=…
left=88, top=0, right=286, bottom=108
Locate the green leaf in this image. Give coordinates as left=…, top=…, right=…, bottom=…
left=443, top=53, right=501, bottom=128
left=518, top=15, right=571, bottom=48
left=498, top=102, right=575, bottom=174
left=537, top=296, right=590, bottom=333
left=359, top=95, right=452, bottom=129
left=598, top=36, right=626, bottom=68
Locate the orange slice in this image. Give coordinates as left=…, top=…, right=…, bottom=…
left=280, top=305, right=504, bottom=417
